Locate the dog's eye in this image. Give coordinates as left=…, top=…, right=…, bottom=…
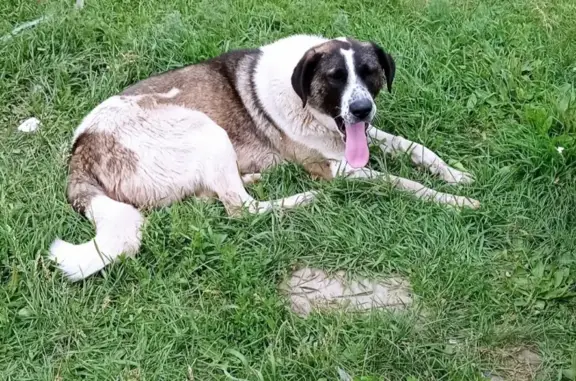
left=359, top=65, right=378, bottom=77
left=328, top=69, right=346, bottom=82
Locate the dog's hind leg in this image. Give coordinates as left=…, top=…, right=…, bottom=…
left=367, top=126, right=474, bottom=185
left=241, top=173, right=262, bottom=185
left=202, top=124, right=316, bottom=216
left=216, top=169, right=316, bottom=216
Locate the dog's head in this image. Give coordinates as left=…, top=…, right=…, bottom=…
left=291, top=38, right=395, bottom=168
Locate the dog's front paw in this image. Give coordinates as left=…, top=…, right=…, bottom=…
left=441, top=168, right=475, bottom=185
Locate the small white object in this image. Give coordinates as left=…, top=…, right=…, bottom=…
left=557, top=146, right=565, bottom=154
left=75, top=0, right=85, bottom=9
left=337, top=368, right=353, bottom=381
left=0, top=17, right=47, bottom=42
left=17, top=117, right=41, bottom=133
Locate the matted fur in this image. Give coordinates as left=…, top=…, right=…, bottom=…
left=50, top=34, right=478, bottom=281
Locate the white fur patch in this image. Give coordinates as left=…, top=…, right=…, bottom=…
left=159, top=88, right=180, bottom=98
left=72, top=96, right=135, bottom=140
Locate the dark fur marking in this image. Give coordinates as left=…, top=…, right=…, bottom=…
left=369, top=42, right=396, bottom=93
left=247, top=50, right=284, bottom=145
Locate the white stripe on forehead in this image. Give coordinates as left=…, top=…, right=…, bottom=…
left=340, top=48, right=356, bottom=83
left=339, top=48, right=376, bottom=123
left=340, top=48, right=359, bottom=114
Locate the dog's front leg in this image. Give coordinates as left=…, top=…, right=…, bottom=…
left=367, top=126, right=474, bottom=185
left=330, top=161, right=479, bottom=209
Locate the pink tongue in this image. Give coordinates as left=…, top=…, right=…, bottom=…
left=344, top=122, right=369, bottom=168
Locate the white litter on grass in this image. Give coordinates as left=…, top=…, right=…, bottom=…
left=337, top=368, right=353, bottom=381
left=280, top=267, right=413, bottom=317
left=1, top=1, right=83, bottom=43
left=557, top=146, right=565, bottom=154
left=17, top=117, right=41, bottom=133
left=0, top=17, right=48, bottom=43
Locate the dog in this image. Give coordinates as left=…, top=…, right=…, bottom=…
left=49, top=34, right=479, bottom=281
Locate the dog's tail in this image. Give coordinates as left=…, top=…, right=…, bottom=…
left=49, top=170, right=143, bottom=282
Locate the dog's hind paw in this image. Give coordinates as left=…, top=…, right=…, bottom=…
left=451, top=195, right=480, bottom=209
left=288, top=190, right=318, bottom=207
left=441, top=168, right=475, bottom=185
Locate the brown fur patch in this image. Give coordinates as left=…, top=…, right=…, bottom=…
left=303, top=160, right=334, bottom=181
left=67, top=132, right=138, bottom=213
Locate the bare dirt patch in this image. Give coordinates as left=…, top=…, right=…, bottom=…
left=280, top=267, right=413, bottom=317
left=481, top=346, right=543, bottom=381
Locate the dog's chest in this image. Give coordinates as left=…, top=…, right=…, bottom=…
left=277, top=130, right=343, bottom=162
left=232, top=123, right=344, bottom=177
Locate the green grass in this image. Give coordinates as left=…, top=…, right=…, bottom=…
left=1, top=0, right=576, bottom=379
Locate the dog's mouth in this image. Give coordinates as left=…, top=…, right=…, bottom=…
left=335, top=117, right=370, bottom=168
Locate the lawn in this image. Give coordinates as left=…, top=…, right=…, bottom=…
left=1, top=0, right=576, bottom=379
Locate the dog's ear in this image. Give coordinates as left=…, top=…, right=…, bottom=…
left=291, top=49, right=322, bottom=107
left=371, top=42, right=396, bottom=93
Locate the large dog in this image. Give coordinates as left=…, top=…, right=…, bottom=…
left=49, top=34, right=479, bottom=281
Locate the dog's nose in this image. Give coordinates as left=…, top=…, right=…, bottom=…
left=349, top=99, right=373, bottom=119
